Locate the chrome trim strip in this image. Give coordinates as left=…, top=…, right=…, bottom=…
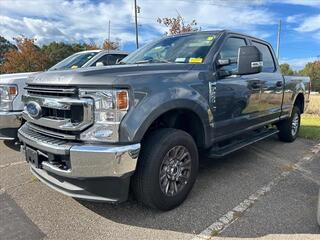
left=42, top=162, right=72, bottom=175
left=25, top=86, right=76, bottom=95
left=22, top=95, right=91, bottom=110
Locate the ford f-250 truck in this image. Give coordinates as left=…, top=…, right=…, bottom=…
left=0, top=50, right=127, bottom=140
left=18, top=30, right=310, bottom=210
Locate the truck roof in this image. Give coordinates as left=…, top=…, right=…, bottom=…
left=170, top=30, right=270, bottom=45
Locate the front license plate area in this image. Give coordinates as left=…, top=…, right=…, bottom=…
left=26, top=147, right=40, bottom=168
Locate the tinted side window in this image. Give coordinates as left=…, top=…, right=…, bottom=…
left=220, top=37, right=247, bottom=61
left=93, top=54, right=109, bottom=66
left=93, top=54, right=127, bottom=66
left=219, top=37, right=247, bottom=72
left=252, top=41, right=275, bottom=72
left=114, top=54, right=126, bottom=63
left=108, top=54, right=127, bottom=65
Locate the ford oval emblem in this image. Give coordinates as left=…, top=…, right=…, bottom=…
left=26, top=101, right=42, bottom=119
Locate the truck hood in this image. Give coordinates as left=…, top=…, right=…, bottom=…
left=26, top=64, right=195, bottom=86
left=0, top=72, right=38, bottom=85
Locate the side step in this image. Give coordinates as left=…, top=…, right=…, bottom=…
left=207, top=128, right=279, bottom=158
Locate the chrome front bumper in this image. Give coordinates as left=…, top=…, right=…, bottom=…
left=18, top=124, right=140, bottom=178
left=18, top=123, right=140, bottom=202
left=0, top=111, right=22, bottom=140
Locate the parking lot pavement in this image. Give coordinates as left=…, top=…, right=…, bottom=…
left=0, top=136, right=319, bottom=240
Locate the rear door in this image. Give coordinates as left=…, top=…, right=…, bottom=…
left=250, top=40, right=283, bottom=123
left=213, top=36, right=262, bottom=139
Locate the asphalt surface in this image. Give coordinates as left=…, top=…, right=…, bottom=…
left=0, top=136, right=319, bottom=240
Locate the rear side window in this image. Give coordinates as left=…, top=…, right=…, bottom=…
left=252, top=41, right=275, bottom=72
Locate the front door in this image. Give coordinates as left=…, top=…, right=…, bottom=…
left=210, top=36, right=262, bottom=139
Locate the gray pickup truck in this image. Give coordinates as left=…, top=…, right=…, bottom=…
left=18, top=30, right=310, bottom=210
left=0, top=50, right=127, bottom=140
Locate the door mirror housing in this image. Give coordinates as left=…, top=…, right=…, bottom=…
left=237, top=46, right=263, bottom=75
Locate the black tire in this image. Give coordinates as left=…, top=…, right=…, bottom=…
left=277, top=106, right=301, bottom=142
left=132, top=128, right=199, bottom=211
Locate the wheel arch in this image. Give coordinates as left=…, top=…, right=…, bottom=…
left=129, top=99, right=211, bottom=148
left=293, top=93, right=305, bottom=114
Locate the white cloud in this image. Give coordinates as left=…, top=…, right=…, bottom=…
left=286, top=14, right=304, bottom=23
left=0, top=0, right=277, bottom=46
left=280, top=57, right=319, bottom=70
left=295, top=14, right=320, bottom=32
left=270, top=0, right=320, bottom=7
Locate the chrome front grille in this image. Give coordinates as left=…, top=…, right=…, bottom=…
left=22, top=85, right=94, bottom=138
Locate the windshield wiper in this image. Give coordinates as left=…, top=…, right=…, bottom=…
left=134, top=59, right=172, bottom=64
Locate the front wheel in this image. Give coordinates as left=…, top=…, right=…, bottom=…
left=277, top=106, right=301, bottom=142
left=132, top=128, right=199, bottom=210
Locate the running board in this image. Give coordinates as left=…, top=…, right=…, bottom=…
left=207, top=128, right=279, bottom=158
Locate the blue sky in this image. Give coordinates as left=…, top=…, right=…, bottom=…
left=0, top=0, right=319, bottom=69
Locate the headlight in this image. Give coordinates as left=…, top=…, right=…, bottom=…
left=0, top=85, right=18, bottom=111
left=79, top=89, right=129, bottom=142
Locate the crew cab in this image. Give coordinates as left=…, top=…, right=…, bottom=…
left=18, top=30, right=310, bottom=210
left=0, top=50, right=127, bottom=140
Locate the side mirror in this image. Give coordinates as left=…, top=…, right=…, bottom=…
left=95, top=62, right=104, bottom=67
left=237, top=46, right=263, bottom=75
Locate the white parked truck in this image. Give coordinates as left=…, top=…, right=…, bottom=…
left=0, top=50, right=127, bottom=140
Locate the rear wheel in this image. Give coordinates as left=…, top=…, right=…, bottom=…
left=132, top=128, right=198, bottom=210
left=277, top=106, right=301, bottom=142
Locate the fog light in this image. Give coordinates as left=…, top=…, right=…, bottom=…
left=94, top=128, right=113, bottom=139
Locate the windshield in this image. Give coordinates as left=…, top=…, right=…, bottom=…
left=121, top=33, right=217, bottom=64
left=49, top=52, right=99, bottom=71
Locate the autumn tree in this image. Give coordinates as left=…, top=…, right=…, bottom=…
left=299, top=61, right=320, bottom=92
left=157, top=15, right=198, bottom=35
left=0, top=36, right=17, bottom=65
left=102, top=39, right=120, bottom=50
left=280, top=63, right=294, bottom=76
left=0, top=37, right=50, bottom=73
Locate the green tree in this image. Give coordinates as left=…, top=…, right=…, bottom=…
left=299, top=61, right=320, bottom=92
left=42, top=42, right=76, bottom=67
left=0, top=36, right=17, bottom=65
left=42, top=42, right=99, bottom=67
left=70, top=43, right=98, bottom=52
left=280, top=63, right=294, bottom=76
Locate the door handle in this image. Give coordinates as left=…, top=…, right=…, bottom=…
left=250, top=82, right=261, bottom=89
left=276, top=81, right=283, bottom=88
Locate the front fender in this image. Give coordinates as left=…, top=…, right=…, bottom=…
left=119, top=88, right=211, bottom=146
